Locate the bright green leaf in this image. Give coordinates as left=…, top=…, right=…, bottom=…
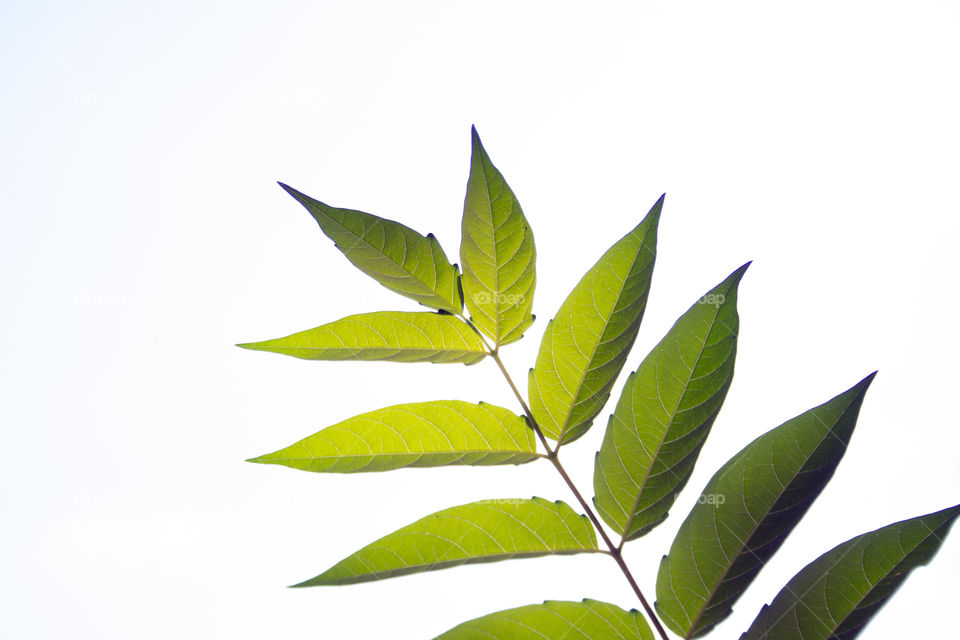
left=741, top=505, right=960, bottom=640
left=434, top=599, right=654, bottom=640
left=280, top=182, right=462, bottom=313
left=655, top=373, right=876, bottom=639
left=294, top=498, right=600, bottom=587
left=248, top=400, right=540, bottom=472
left=594, top=263, right=749, bottom=541
left=460, top=127, right=536, bottom=346
left=528, top=197, right=662, bottom=444
left=237, top=311, right=487, bottom=365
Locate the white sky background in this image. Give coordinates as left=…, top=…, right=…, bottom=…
left=2, top=1, right=958, bottom=638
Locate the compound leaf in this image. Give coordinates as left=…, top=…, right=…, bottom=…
left=655, top=373, right=876, bottom=639
left=237, top=311, right=486, bottom=365
left=280, top=182, right=462, bottom=313
left=434, top=599, right=654, bottom=640
left=294, top=498, right=600, bottom=586
left=460, top=127, right=536, bottom=346
left=248, top=400, right=540, bottom=472
left=528, top=196, right=662, bottom=445
left=594, top=263, right=749, bottom=541
left=741, top=505, right=960, bottom=640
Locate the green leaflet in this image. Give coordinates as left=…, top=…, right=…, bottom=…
left=460, top=127, right=536, bottom=346
left=294, top=498, right=600, bottom=587
left=594, top=264, right=749, bottom=541
left=740, top=505, right=960, bottom=640
left=237, top=311, right=487, bottom=365
left=248, top=400, right=540, bottom=472
left=280, top=182, right=462, bottom=313
left=528, top=197, right=662, bottom=444
left=434, top=599, right=654, bottom=640
left=655, top=374, right=876, bottom=639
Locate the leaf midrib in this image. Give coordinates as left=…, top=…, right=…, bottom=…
left=261, top=450, right=547, bottom=462
left=264, top=346, right=484, bottom=355
left=472, top=151, right=504, bottom=342
left=312, top=546, right=609, bottom=585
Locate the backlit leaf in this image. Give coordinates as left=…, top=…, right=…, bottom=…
left=655, top=374, right=876, bottom=639
left=460, top=127, right=536, bottom=346
left=248, top=400, right=540, bottom=472
left=741, top=505, right=960, bottom=640
left=434, top=599, right=654, bottom=640
left=294, top=497, right=600, bottom=587
left=593, top=263, right=749, bottom=541
left=528, top=197, right=662, bottom=444
left=281, top=182, right=462, bottom=313
left=237, top=311, right=487, bottom=364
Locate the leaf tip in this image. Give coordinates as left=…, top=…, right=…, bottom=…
left=728, top=260, right=752, bottom=285
left=277, top=181, right=298, bottom=197
left=235, top=341, right=266, bottom=352
left=647, top=194, right=666, bottom=221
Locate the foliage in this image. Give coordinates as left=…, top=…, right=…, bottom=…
left=240, top=127, right=958, bottom=639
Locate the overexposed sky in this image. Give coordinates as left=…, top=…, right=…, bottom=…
left=2, top=1, right=958, bottom=638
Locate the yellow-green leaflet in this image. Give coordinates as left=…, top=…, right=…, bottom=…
left=248, top=400, right=539, bottom=472
left=281, top=182, right=462, bottom=313
left=294, top=498, right=599, bottom=586
left=434, top=599, right=654, bottom=640
left=593, top=264, right=748, bottom=541
left=460, top=127, right=536, bottom=346
left=528, top=196, right=662, bottom=444
left=237, top=311, right=487, bottom=364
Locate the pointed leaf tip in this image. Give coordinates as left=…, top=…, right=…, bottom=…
left=277, top=181, right=300, bottom=198
left=849, top=370, right=878, bottom=396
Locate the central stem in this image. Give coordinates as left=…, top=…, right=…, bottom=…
left=485, top=347, right=671, bottom=640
